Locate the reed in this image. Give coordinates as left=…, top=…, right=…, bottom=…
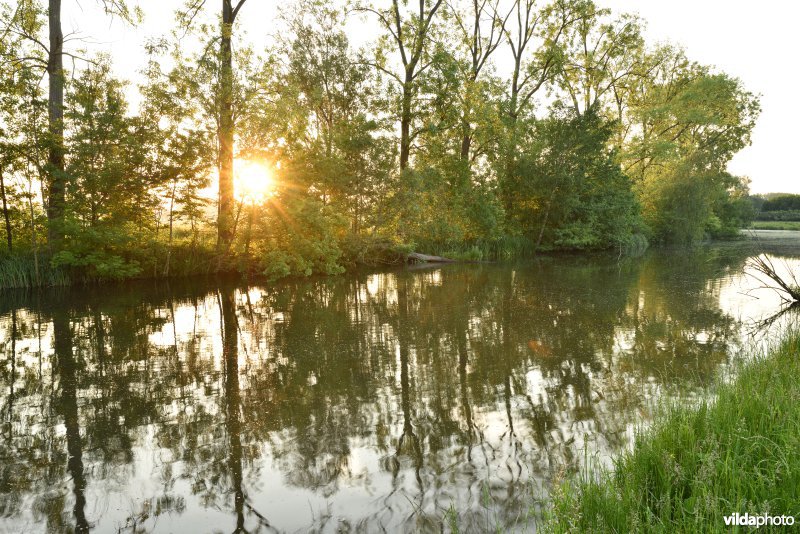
left=0, top=254, right=70, bottom=289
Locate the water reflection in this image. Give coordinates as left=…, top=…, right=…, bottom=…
left=0, top=243, right=797, bottom=533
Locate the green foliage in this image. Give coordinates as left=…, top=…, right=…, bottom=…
left=750, top=221, right=800, bottom=231
left=0, top=0, right=761, bottom=287
left=256, top=197, right=348, bottom=280
left=384, top=166, right=505, bottom=254
left=639, top=161, right=713, bottom=244
left=709, top=177, right=756, bottom=238
left=51, top=222, right=142, bottom=279
left=625, top=61, right=760, bottom=244
left=640, top=164, right=755, bottom=244
left=509, top=107, right=641, bottom=250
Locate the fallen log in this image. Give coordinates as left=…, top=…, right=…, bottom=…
left=406, top=252, right=458, bottom=264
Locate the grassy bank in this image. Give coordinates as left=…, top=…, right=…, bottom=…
left=750, top=221, right=800, bottom=231
left=544, top=332, right=800, bottom=533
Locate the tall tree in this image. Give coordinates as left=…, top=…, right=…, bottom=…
left=555, top=5, right=643, bottom=118
left=3, top=0, right=139, bottom=250
left=361, top=0, right=445, bottom=170
left=176, top=0, right=249, bottom=250
left=499, top=0, right=586, bottom=212
left=0, top=1, right=49, bottom=254
left=448, top=0, right=509, bottom=162
left=218, top=0, right=248, bottom=249
left=45, top=0, right=65, bottom=250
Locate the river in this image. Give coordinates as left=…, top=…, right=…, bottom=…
left=1, top=231, right=798, bottom=533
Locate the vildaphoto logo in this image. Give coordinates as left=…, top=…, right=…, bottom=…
left=723, top=512, right=795, bottom=528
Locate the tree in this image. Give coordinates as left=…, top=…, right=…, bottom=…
left=1, top=0, right=139, bottom=250
left=510, top=106, right=639, bottom=250
left=0, top=1, right=49, bottom=258
left=53, top=58, right=160, bottom=278
left=447, top=0, right=509, bottom=163
left=623, top=61, right=759, bottom=243
left=360, top=0, right=445, bottom=170
left=218, top=0, right=248, bottom=249
left=48, top=0, right=139, bottom=249
left=140, top=43, right=213, bottom=273
left=555, top=5, right=644, bottom=118
left=498, top=0, right=587, bottom=212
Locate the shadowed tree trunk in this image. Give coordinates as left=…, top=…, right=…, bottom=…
left=0, top=164, right=12, bottom=251
left=46, top=0, right=65, bottom=250
left=218, top=0, right=248, bottom=249
left=400, top=76, right=412, bottom=170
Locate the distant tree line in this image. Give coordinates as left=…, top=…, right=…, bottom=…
left=746, top=194, right=800, bottom=222
left=0, top=0, right=760, bottom=285
left=760, top=194, right=800, bottom=212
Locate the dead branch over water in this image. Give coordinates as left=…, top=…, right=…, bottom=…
left=746, top=254, right=800, bottom=304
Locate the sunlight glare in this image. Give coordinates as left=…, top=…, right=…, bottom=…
left=235, top=160, right=274, bottom=203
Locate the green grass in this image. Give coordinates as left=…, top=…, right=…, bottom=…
left=750, top=221, right=800, bottom=231
left=543, top=332, right=800, bottom=533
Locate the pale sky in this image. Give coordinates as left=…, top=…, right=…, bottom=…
left=65, top=0, right=799, bottom=194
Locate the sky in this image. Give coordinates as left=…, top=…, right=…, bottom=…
left=64, top=0, right=799, bottom=194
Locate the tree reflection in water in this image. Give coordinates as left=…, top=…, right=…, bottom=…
left=53, top=306, right=90, bottom=534
left=0, top=246, right=797, bottom=532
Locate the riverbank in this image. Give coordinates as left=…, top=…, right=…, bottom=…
left=542, top=330, right=800, bottom=533
left=0, top=233, right=633, bottom=290
left=0, top=228, right=790, bottom=291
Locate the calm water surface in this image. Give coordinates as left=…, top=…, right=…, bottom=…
left=1, top=234, right=799, bottom=533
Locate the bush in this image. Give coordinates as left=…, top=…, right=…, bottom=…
left=256, top=197, right=348, bottom=280
left=51, top=221, right=143, bottom=280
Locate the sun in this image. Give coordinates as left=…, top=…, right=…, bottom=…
left=235, top=160, right=274, bottom=203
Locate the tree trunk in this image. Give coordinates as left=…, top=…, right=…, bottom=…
left=501, top=63, right=521, bottom=214
left=218, top=0, right=237, bottom=248
left=164, top=181, right=176, bottom=277
left=400, top=76, right=413, bottom=170
left=406, top=252, right=457, bottom=263
left=460, top=115, right=471, bottom=161
left=535, top=192, right=556, bottom=251
left=28, top=192, right=40, bottom=286
left=0, top=165, right=12, bottom=252
left=244, top=205, right=253, bottom=256
left=46, top=0, right=65, bottom=251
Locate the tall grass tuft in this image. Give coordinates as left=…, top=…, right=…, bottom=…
left=0, top=254, right=70, bottom=289
left=543, top=332, right=800, bottom=533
